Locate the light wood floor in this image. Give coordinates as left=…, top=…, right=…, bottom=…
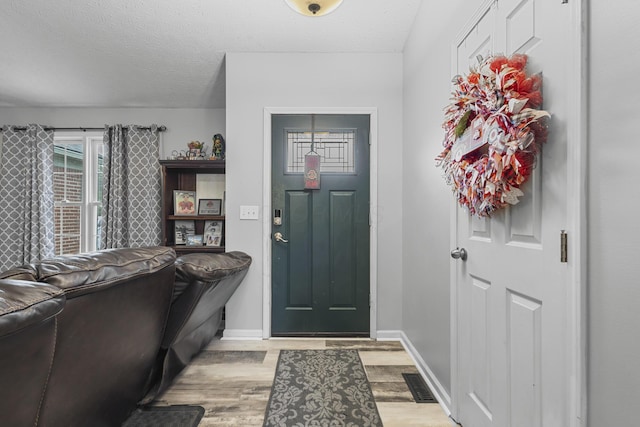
left=153, top=338, right=453, bottom=426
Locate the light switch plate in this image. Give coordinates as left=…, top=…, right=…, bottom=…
left=240, top=205, right=259, bottom=220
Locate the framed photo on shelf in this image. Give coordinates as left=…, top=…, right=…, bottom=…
left=187, top=148, right=206, bottom=160
left=198, top=198, right=222, bottom=216
left=174, top=190, right=197, bottom=215
left=186, top=234, right=204, bottom=246
left=174, top=220, right=195, bottom=245
left=203, top=220, right=223, bottom=247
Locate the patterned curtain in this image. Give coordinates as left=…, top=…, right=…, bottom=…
left=0, top=124, right=55, bottom=270
left=101, top=124, right=162, bottom=248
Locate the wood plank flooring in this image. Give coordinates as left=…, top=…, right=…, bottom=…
left=153, top=338, right=454, bottom=426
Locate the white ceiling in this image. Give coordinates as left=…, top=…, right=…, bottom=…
left=0, top=0, right=422, bottom=108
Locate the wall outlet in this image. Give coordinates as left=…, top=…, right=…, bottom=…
left=240, top=205, right=259, bottom=220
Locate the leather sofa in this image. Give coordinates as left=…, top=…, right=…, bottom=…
left=0, top=246, right=176, bottom=427
left=0, top=247, right=251, bottom=426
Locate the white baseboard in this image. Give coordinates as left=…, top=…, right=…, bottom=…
left=377, top=330, right=452, bottom=416
left=222, top=329, right=263, bottom=340
left=376, top=330, right=405, bottom=340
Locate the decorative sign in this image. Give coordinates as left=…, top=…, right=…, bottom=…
left=304, top=151, right=320, bottom=189
left=435, top=53, right=550, bottom=216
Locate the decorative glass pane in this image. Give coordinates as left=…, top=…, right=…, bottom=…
left=286, top=130, right=356, bottom=173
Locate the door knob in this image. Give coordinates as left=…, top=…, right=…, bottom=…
left=274, top=232, right=289, bottom=243
left=450, top=247, right=467, bottom=261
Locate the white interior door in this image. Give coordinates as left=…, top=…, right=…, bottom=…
left=453, top=1, right=570, bottom=426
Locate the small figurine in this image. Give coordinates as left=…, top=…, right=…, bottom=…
left=212, top=134, right=225, bottom=160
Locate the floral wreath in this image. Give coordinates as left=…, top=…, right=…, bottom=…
left=435, top=53, right=550, bottom=217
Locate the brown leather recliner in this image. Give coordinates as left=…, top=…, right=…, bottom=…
left=142, top=251, right=252, bottom=402
left=0, top=277, right=65, bottom=427
left=36, top=246, right=176, bottom=427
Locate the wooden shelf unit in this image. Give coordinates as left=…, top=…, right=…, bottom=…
left=160, top=160, right=225, bottom=254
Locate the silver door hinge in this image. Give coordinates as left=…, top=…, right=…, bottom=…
left=560, top=230, right=568, bottom=263
left=562, top=0, right=568, bottom=3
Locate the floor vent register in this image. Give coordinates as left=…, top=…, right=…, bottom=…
left=402, top=373, right=437, bottom=403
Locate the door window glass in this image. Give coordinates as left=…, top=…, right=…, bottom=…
left=286, top=130, right=356, bottom=173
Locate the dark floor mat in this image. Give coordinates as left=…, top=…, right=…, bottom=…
left=122, top=405, right=205, bottom=427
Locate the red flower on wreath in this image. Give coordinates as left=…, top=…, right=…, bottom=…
left=435, top=53, right=550, bottom=216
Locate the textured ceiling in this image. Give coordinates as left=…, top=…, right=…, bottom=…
left=0, top=0, right=422, bottom=108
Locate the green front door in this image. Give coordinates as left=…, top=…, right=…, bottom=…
left=271, top=114, right=370, bottom=336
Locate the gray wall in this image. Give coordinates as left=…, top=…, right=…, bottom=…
left=588, top=0, right=640, bottom=425
left=402, top=0, right=484, bottom=402
left=0, top=107, right=225, bottom=159
left=224, top=52, right=404, bottom=335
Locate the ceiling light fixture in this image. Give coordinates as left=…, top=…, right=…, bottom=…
left=284, top=0, right=344, bottom=17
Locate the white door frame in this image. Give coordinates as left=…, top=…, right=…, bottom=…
left=448, top=0, right=588, bottom=425
left=262, top=107, right=379, bottom=339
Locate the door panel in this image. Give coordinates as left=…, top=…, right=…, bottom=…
left=286, top=191, right=313, bottom=307
left=506, top=166, right=542, bottom=247
left=505, top=0, right=540, bottom=54
left=454, top=1, right=569, bottom=426
left=272, top=114, right=370, bottom=335
left=469, top=276, right=492, bottom=420
left=329, top=191, right=357, bottom=308
left=508, top=291, right=542, bottom=427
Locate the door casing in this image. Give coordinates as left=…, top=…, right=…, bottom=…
left=262, top=107, right=379, bottom=339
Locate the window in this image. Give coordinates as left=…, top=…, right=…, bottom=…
left=286, top=129, right=356, bottom=174
left=53, top=133, right=103, bottom=255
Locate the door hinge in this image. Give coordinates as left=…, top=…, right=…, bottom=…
left=560, top=230, right=568, bottom=263
left=561, top=0, right=568, bottom=3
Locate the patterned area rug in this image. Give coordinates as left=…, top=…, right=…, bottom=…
left=263, top=349, right=382, bottom=426
left=122, top=405, right=205, bottom=427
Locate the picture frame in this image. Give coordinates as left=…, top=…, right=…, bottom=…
left=187, top=148, right=202, bottom=160
left=174, top=190, right=197, bottom=215
left=198, top=198, right=222, bottom=216
left=174, top=220, right=195, bottom=245
left=186, top=234, right=204, bottom=246
left=203, top=220, right=223, bottom=247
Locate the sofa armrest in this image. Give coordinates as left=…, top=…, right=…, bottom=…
left=0, top=279, right=64, bottom=337
left=173, top=251, right=252, bottom=298
left=0, top=279, right=65, bottom=427
left=0, top=266, right=38, bottom=282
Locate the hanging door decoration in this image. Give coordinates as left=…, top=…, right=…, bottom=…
left=304, top=150, right=320, bottom=189
left=435, top=54, right=550, bottom=217
left=304, top=115, right=321, bottom=189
